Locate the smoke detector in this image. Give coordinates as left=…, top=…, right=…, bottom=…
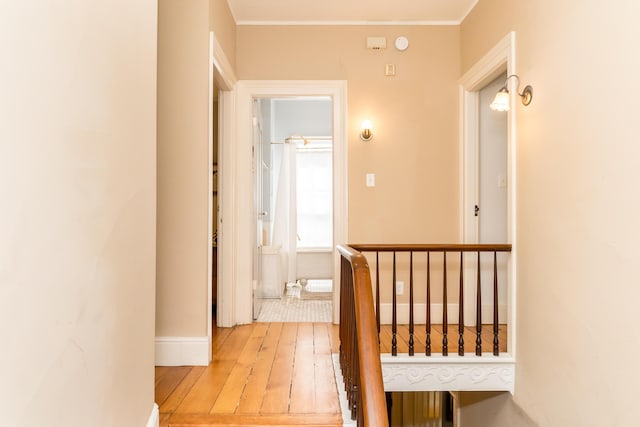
left=395, top=36, right=409, bottom=51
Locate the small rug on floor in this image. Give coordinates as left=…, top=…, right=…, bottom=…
left=256, top=298, right=332, bottom=322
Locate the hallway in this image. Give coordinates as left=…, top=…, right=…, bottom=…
left=155, top=323, right=343, bottom=426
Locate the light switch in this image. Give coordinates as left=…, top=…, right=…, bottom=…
left=385, top=64, right=396, bottom=76
left=498, top=174, right=507, bottom=188
left=366, top=173, right=375, bottom=187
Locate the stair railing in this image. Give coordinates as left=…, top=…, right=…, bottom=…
left=349, top=244, right=512, bottom=357
left=338, top=244, right=389, bottom=427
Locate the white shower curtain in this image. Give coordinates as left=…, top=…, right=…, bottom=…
left=271, top=141, right=297, bottom=286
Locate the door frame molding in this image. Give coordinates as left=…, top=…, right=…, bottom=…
left=212, top=32, right=237, bottom=331
left=229, top=80, right=348, bottom=325
left=459, top=32, right=517, bottom=355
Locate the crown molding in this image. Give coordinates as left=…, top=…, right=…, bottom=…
left=236, top=20, right=461, bottom=26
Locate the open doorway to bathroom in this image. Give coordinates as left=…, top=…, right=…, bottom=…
left=253, top=97, right=334, bottom=322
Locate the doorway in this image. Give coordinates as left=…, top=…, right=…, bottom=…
left=459, top=33, right=516, bottom=348
left=476, top=73, right=509, bottom=323
left=225, top=81, right=347, bottom=326
left=252, top=97, right=334, bottom=322
left=210, top=32, right=237, bottom=331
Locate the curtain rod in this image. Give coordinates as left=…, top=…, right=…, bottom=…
left=269, top=135, right=332, bottom=144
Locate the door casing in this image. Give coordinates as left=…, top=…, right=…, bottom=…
left=459, top=32, right=517, bottom=355
left=223, top=80, right=348, bottom=326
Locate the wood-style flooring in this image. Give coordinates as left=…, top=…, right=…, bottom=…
left=155, top=323, right=343, bottom=427
left=155, top=322, right=507, bottom=426
left=379, top=324, right=508, bottom=354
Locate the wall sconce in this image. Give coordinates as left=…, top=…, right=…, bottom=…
left=490, top=74, right=533, bottom=112
left=360, top=120, right=373, bottom=141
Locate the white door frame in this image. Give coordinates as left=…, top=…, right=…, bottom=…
left=251, top=99, right=264, bottom=320
left=228, top=80, right=348, bottom=325
left=211, top=32, right=237, bottom=331
left=459, top=32, right=517, bottom=356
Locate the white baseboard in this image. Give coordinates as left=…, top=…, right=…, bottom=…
left=155, top=336, right=210, bottom=366
left=146, top=403, right=159, bottom=427
left=379, top=303, right=507, bottom=326
left=331, top=354, right=356, bottom=426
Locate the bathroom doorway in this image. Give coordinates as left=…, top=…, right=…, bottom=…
left=228, top=80, right=347, bottom=326
left=253, top=97, right=334, bottom=322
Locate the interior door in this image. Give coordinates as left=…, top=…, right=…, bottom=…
left=477, top=73, right=508, bottom=323
left=252, top=99, right=265, bottom=320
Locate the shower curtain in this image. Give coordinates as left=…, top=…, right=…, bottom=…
left=271, top=141, right=297, bottom=287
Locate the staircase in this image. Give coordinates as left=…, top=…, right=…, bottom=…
left=338, top=243, right=515, bottom=425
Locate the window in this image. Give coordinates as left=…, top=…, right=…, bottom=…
left=296, top=145, right=332, bottom=248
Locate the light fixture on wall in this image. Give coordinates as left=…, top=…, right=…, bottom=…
left=360, top=120, right=373, bottom=141
left=490, top=74, right=533, bottom=111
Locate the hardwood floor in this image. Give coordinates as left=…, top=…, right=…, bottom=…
left=155, top=322, right=343, bottom=427
left=155, top=322, right=507, bottom=426
left=380, top=324, right=508, bottom=354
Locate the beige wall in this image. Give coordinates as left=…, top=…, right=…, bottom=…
left=457, top=392, right=536, bottom=426
left=210, top=0, right=237, bottom=69
left=157, top=0, right=211, bottom=337
left=237, top=26, right=461, bottom=244
left=460, top=0, right=640, bottom=425
left=0, top=0, right=157, bottom=425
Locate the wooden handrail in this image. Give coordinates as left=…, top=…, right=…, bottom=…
left=337, top=243, right=511, bottom=424
left=350, top=243, right=512, bottom=252
left=349, top=243, right=512, bottom=358
left=337, top=244, right=388, bottom=427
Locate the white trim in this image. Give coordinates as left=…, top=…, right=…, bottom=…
left=379, top=303, right=507, bottom=326
left=296, top=247, right=333, bottom=253
left=154, top=337, right=210, bottom=366
left=207, top=32, right=214, bottom=366
left=459, top=33, right=514, bottom=90
left=381, top=355, right=515, bottom=393
left=235, top=20, right=461, bottom=26
left=459, top=32, right=517, bottom=356
left=331, top=82, right=349, bottom=325
left=217, top=89, right=237, bottom=328
left=213, top=30, right=238, bottom=328
left=332, top=354, right=357, bottom=426
left=146, top=404, right=159, bottom=427
left=233, top=80, right=348, bottom=325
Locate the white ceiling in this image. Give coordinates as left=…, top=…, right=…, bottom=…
left=227, top=0, right=479, bottom=25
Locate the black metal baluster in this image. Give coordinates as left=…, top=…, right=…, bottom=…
left=376, top=252, right=380, bottom=339
left=351, top=337, right=359, bottom=420
left=392, top=251, right=397, bottom=356
left=442, top=251, right=448, bottom=356
left=493, top=251, right=499, bottom=356
left=426, top=252, right=432, bottom=356
left=458, top=251, right=464, bottom=356
left=476, top=251, right=482, bottom=356
left=409, top=252, right=415, bottom=356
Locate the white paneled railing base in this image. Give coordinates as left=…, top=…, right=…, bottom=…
left=381, top=354, right=514, bottom=393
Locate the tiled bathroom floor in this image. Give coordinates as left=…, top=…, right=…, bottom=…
left=256, top=279, right=333, bottom=322
left=256, top=298, right=332, bottom=322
